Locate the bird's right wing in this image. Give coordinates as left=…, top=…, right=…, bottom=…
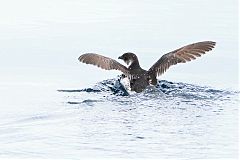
left=148, top=41, right=216, bottom=77
left=78, top=53, right=129, bottom=75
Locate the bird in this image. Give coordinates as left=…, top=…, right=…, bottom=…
left=78, top=41, right=216, bottom=93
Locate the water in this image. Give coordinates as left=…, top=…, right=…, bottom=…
left=0, top=78, right=238, bottom=159
left=0, top=0, right=238, bottom=159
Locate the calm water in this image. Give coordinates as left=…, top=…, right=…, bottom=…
left=0, top=79, right=238, bottom=160
left=0, top=0, right=238, bottom=159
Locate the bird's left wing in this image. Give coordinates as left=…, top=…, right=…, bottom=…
left=78, top=53, right=129, bottom=75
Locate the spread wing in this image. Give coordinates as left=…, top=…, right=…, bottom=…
left=78, top=53, right=129, bottom=75
left=148, top=41, right=216, bottom=77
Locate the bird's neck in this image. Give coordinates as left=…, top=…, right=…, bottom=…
left=129, top=59, right=141, bottom=69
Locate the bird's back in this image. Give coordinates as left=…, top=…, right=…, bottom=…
left=128, top=68, right=149, bottom=93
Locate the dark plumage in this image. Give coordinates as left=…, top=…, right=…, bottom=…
left=78, top=41, right=216, bottom=93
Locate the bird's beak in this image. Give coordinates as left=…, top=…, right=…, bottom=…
left=118, top=56, right=122, bottom=59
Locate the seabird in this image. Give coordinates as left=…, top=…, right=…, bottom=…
left=78, top=41, right=216, bottom=93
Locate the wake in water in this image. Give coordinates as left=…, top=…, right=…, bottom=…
left=58, top=76, right=237, bottom=102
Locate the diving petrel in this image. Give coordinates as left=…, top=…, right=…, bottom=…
left=78, top=41, right=216, bottom=93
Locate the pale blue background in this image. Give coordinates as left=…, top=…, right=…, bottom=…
left=0, top=0, right=238, bottom=89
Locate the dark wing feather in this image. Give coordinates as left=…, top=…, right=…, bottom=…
left=148, top=41, right=216, bottom=77
left=78, top=53, right=129, bottom=75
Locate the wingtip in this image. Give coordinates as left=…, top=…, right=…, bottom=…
left=210, top=41, right=216, bottom=46
left=202, top=41, right=216, bottom=49
left=78, top=55, right=82, bottom=62
left=207, top=41, right=216, bottom=46
left=78, top=53, right=87, bottom=62
left=210, top=41, right=216, bottom=49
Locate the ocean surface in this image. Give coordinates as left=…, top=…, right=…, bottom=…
left=0, top=0, right=238, bottom=160
left=0, top=78, right=239, bottom=160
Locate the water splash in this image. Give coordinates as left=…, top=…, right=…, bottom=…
left=58, top=76, right=238, bottom=109
left=58, top=76, right=236, bottom=98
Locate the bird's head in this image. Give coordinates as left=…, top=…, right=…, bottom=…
left=118, top=52, right=138, bottom=66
